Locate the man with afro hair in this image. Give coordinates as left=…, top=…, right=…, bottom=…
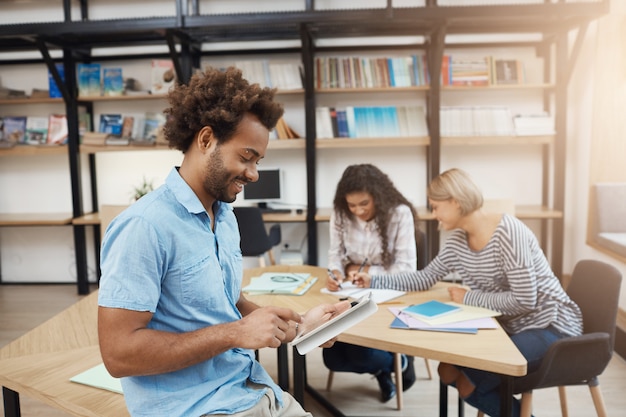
left=98, top=66, right=349, bottom=417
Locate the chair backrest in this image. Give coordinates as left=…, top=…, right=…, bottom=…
left=233, top=206, right=281, bottom=257
left=567, top=259, right=622, bottom=348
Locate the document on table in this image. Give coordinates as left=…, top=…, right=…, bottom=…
left=321, top=282, right=405, bottom=304
left=243, top=272, right=318, bottom=295
left=70, top=363, right=123, bottom=394
left=291, top=292, right=378, bottom=355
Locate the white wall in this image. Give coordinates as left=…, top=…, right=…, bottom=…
left=1, top=0, right=624, bottom=311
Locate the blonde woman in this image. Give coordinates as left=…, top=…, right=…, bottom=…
left=353, top=168, right=582, bottom=417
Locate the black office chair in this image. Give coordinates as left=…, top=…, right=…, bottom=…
left=474, top=259, right=622, bottom=417
left=233, top=206, right=282, bottom=267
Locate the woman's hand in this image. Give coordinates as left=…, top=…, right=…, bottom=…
left=325, top=269, right=344, bottom=291
left=352, top=272, right=372, bottom=288
left=447, top=286, right=468, bottom=303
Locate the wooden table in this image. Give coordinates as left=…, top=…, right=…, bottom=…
left=0, top=265, right=526, bottom=417
left=0, top=291, right=129, bottom=417
left=242, top=265, right=527, bottom=417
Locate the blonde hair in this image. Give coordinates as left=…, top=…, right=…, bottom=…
left=427, top=168, right=483, bottom=216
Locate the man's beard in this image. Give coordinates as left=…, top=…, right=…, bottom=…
left=203, top=145, right=239, bottom=203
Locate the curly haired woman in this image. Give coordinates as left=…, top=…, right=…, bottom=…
left=323, top=163, right=420, bottom=402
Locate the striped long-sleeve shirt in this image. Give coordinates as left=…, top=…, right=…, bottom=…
left=371, top=213, right=582, bottom=337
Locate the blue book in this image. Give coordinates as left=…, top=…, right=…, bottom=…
left=336, top=110, right=350, bottom=138
left=403, top=300, right=461, bottom=319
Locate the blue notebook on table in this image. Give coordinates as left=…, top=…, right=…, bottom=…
left=402, top=300, right=461, bottom=319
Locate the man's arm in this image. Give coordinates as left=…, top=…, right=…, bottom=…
left=98, top=302, right=301, bottom=378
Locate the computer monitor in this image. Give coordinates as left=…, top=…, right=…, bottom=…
left=242, top=168, right=282, bottom=208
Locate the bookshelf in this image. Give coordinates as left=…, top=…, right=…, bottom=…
left=0, top=0, right=610, bottom=292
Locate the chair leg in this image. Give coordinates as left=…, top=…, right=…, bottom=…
left=558, top=386, right=569, bottom=417
left=424, top=358, right=433, bottom=379
left=520, top=392, right=533, bottom=417
left=268, top=249, right=276, bottom=265
left=393, top=352, right=403, bottom=410
left=476, top=411, right=484, bottom=417
left=326, top=370, right=334, bottom=391
left=589, top=384, right=608, bottom=417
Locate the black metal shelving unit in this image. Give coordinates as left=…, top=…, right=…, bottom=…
left=0, top=0, right=610, bottom=294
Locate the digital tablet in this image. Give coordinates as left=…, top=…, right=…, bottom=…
left=291, top=292, right=378, bottom=355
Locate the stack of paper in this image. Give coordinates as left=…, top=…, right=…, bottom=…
left=243, top=272, right=317, bottom=296
left=389, top=301, right=500, bottom=334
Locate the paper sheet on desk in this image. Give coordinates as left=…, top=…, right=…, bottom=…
left=389, top=307, right=498, bottom=333
left=321, top=282, right=405, bottom=304
left=70, top=363, right=123, bottom=394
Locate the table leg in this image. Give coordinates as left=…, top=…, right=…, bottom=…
left=277, top=344, right=289, bottom=390
left=2, top=386, right=21, bottom=417
left=500, top=374, right=513, bottom=417
left=292, top=347, right=306, bottom=405
left=439, top=380, right=448, bottom=417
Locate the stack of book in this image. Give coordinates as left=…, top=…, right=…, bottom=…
left=316, top=105, right=428, bottom=139
left=315, top=55, right=429, bottom=89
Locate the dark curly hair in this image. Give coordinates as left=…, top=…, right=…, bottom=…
left=333, top=164, right=420, bottom=269
left=163, top=66, right=284, bottom=152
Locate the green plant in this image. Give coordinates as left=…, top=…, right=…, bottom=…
left=132, top=176, right=154, bottom=201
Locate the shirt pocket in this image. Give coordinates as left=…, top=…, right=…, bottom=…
left=180, top=255, right=224, bottom=307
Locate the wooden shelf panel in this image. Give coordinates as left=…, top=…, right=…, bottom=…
left=317, top=86, right=429, bottom=94
left=268, top=139, right=305, bottom=150
left=79, top=144, right=172, bottom=154
left=78, top=94, right=168, bottom=102
left=317, top=137, right=429, bottom=149
left=0, top=145, right=67, bottom=157
left=0, top=97, right=64, bottom=105
left=442, top=83, right=554, bottom=91
left=442, top=135, right=554, bottom=146
left=72, top=212, right=100, bottom=226
left=0, top=213, right=73, bottom=226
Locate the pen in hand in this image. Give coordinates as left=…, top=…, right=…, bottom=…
left=358, top=257, right=369, bottom=273
left=327, top=268, right=343, bottom=290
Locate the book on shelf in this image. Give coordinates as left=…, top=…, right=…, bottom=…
left=142, top=112, right=166, bottom=143
left=450, top=55, right=491, bottom=87
left=25, top=116, right=49, bottom=145
left=513, top=113, right=555, bottom=136
left=31, top=88, right=50, bottom=99
left=48, top=63, right=65, bottom=98
left=267, top=61, right=303, bottom=90
left=77, top=63, right=101, bottom=97
left=491, top=59, right=524, bottom=85
left=102, top=67, right=124, bottom=96
left=78, top=108, right=91, bottom=140
left=81, top=131, right=108, bottom=146
left=440, top=106, right=514, bottom=137
left=315, top=107, right=335, bottom=139
left=274, top=117, right=301, bottom=140
left=0, top=86, right=26, bottom=99
left=99, top=114, right=123, bottom=137
left=2, top=116, right=27, bottom=144
left=47, top=114, right=68, bottom=145
left=151, top=60, right=176, bottom=94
